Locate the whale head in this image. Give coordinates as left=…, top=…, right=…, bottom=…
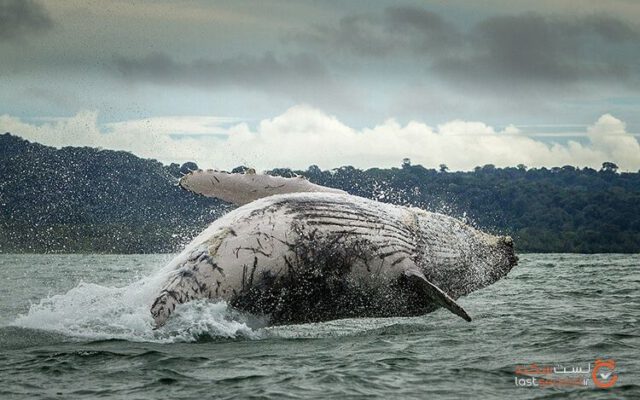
left=481, top=234, right=518, bottom=285
left=460, top=232, right=518, bottom=297
left=414, top=212, right=518, bottom=299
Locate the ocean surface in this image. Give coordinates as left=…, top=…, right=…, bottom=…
left=0, top=253, right=638, bottom=399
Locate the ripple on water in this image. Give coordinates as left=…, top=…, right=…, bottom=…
left=0, top=253, right=638, bottom=399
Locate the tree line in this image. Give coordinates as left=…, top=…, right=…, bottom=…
left=1, top=133, right=639, bottom=253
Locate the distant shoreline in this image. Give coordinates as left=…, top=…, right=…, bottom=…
left=2, top=133, right=639, bottom=254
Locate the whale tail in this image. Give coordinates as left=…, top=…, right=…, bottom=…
left=178, top=169, right=347, bottom=205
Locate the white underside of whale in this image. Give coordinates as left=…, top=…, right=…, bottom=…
left=149, top=170, right=516, bottom=327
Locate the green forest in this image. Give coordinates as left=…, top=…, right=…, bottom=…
left=1, top=133, right=639, bottom=253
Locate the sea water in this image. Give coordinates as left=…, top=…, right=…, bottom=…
left=0, top=253, right=638, bottom=399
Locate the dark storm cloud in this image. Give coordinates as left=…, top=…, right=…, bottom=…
left=435, top=12, right=640, bottom=88
left=579, top=14, right=638, bottom=42
left=292, top=7, right=640, bottom=89
left=115, top=51, right=327, bottom=88
left=382, top=6, right=462, bottom=52
left=287, top=13, right=394, bottom=57
left=0, top=0, right=52, bottom=40
left=287, top=6, right=460, bottom=57
left=113, top=51, right=353, bottom=106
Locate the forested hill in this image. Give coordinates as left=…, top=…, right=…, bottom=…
left=0, top=133, right=227, bottom=253
left=1, top=133, right=639, bottom=253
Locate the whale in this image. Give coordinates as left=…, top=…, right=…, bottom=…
left=150, top=170, right=517, bottom=327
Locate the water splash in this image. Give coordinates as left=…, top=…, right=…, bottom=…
left=11, top=277, right=261, bottom=343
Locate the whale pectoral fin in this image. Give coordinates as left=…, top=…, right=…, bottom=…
left=150, top=288, right=182, bottom=329
left=404, top=269, right=472, bottom=322
left=151, top=254, right=219, bottom=328
left=179, top=169, right=347, bottom=205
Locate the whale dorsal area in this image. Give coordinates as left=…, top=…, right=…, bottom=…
left=404, top=269, right=472, bottom=322
left=179, top=170, right=347, bottom=205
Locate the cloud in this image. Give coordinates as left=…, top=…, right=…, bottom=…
left=0, top=112, right=238, bottom=165
left=0, top=0, right=52, bottom=40
left=382, top=6, right=463, bottom=52
left=105, top=116, right=239, bottom=136
left=2, top=106, right=639, bottom=172
left=289, top=13, right=394, bottom=57
left=292, top=7, right=640, bottom=91
left=586, top=114, right=640, bottom=167
left=113, top=52, right=349, bottom=105
left=435, top=12, right=640, bottom=89
left=287, top=6, right=461, bottom=58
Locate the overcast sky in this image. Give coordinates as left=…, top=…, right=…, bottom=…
left=1, top=0, right=639, bottom=170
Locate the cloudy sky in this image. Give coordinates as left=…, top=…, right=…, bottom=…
left=1, top=0, right=639, bottom=170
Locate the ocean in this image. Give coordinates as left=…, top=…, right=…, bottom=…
left=0, top=253, right=638, bottom=399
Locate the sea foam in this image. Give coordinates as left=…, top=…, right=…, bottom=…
left=12, top=275, right=261, bottom=343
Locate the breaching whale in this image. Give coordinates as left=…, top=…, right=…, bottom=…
left=151, top=170, right=517, bottom=327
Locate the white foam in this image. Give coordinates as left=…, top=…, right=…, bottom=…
left=11, top=275, right=262, bottom=343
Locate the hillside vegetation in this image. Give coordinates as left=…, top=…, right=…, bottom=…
left=1, top=133, right=639, bottom=253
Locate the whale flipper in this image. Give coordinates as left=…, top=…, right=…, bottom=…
left=179, top=170, right=347, bottom=205
left=404, top=269, right=472, bottom=322
left=151, top=246, right=221, bottom=328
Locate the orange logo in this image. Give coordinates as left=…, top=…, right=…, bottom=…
left=592, top=359, right=618, bottom=388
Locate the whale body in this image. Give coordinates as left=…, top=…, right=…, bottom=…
left=151, top=171, right=517, bottom=327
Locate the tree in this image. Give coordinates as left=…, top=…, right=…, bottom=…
left=517, top=164, right=527, bottom=171
left=268, top=168, right=295, bottom=177
left=402, top=158, right=411, bottom=168
left=166, top=163, right=181, bottom=178
left=439, top=164, right=449, bottom=173
left=231, top=165, right=250, bottom=174
left=179, top=161, right=198, bottom=175
left=481, top=164, right=496, bottom=172
left=600, top=162, right=619, bottom=173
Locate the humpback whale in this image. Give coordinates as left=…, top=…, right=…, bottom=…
left=151, top=170, right=517, bottom=327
